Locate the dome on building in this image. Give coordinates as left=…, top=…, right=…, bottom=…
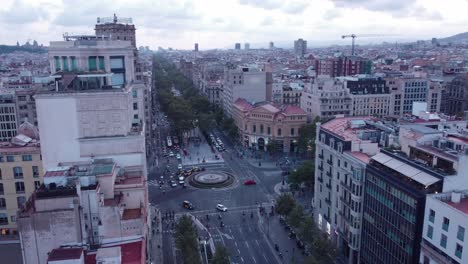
left=18, top=121, right=40, bottom=140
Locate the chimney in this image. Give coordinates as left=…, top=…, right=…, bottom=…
left=451, top=192, right=461, bottom=203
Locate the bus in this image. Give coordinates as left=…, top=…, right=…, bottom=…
left=167, top=136, right=172, bottom=147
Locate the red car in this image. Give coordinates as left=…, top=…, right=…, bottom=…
left=244, top=179, right=256, bottom=185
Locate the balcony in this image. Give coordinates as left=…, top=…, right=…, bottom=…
left=327, top=159, right=333, bottom=165
left=340, top=196, right=351, bottom=207
left=318, top=165, right=323, bottom=171
left=318, top=177, right=323, bottom=183
left=326, top=171, right=332, bottom=177
left=326, top=183, right=331, bottom=189
left=325, top=198, right=331, bottom=205
left=318, top=154, right=324, bottom=159
left=340, top=181, right=351, bottom=191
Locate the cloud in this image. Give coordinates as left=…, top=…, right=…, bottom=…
left=330, top=0, right=443, bottom=20
left=0, top=0, right=50, bottom=24
left=323, top=9, right=341, bottom=20
left=239, top=0, right=309, bottom=13
left=261, top=16, right=275, bottom=26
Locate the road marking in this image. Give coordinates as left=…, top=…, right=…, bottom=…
left=252, top=256, right=257, bottom=264
left=237, top=249, right=240, bottom=254
left=245, top=241, right=250, bottom=249
left=241, top=257, right=244, bottom=263
left=255, top=240, right=260, bottom=247
left=262, top=254, right=268, bottom=262
left=235, top=241, right=238, bottom=247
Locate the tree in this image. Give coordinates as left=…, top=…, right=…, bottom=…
left=174, top=215, right=202, bottom=264
left=288, top=161, right=315, bottom=190
left=297, top=116, right=320, bottom=157
left=191, top=96, right=212, bottom=114
left=312, top=233, right=338, bottom=264
left=198, top=113, right=215, bottom=133
left=211, top=246, right=230, bottom=264
left=287, top=204, right=304, bottom=228
left=267, top=140, right=282, bottom=155
left=275, top=193, right=296, bottom=216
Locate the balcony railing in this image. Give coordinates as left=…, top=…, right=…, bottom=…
left=326, top=183, right=331, bottom=189
left=325, top=198, right=331, bottom=205
left=327, top=159, right=333, bottom=165
left=326, top=171, right=332, bottom=177
left=318, top=165, right=323, bottom=171
left=318, top=154, right=324, bottom=159
left=429, top=215, right=434, bottom=223
left=442, top=223, right=449, bottom=232
left=318, top=177, right=323, bottom=183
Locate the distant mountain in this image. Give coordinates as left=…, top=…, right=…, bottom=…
left=437, top=32, right=468, bottom=44
left=0, top=44, right=47, bottom=54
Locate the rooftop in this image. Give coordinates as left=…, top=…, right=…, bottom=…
left=48, top=248, right=83, bottom=261
left=122, top=208, right=142, bottom=220
left=321, top=117, right=375, bottom=142
left=281, top=105, right=306, bottom=115
left=444, top=197, right=468, bottom=215
left=84, top=240, right=144, bottom=264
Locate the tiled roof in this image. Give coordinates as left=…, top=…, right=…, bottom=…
left=122, top=208, right=142, bottom=220
left=282, top=105, right=306, bottom=115
left=85, top=240, right=144, bottom=264
left=233, top=98, right=253, bottom=111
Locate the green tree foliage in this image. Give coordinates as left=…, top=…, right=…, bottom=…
left=174, top=215, right=202, bottom=264
left=312, top=233, right=338, bottom=264
left=300, top=218, right=318, bottom=246
left=266, top=140, right=282, bottom=155
left=287, top=204, right=305, bottom=229
left=211, top=246, right=230, bottom=264
left=288, top=160, right=315, bottom=190
left=297, top=117, right=320, bottom=156
left=275, top=193, right=296, bottom=216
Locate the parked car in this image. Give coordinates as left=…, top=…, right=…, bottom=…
left=216, top=204, right=228, bottom=212
left=176, top=154, right=181, bottom=160
left=169, top=151, right=175, bottom=157
left=244, top=179, right=257, bottom=185
left=170, top=180, right=177, bottom=188
left=178, top=164, right=183, bottom=170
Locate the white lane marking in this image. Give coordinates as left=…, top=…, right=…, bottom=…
left=235, top=241, right=238, bottom=247
left=237, top=249, right=241, bottom=254
left=255, top=240, right=260, bottom=247
left=241, top=257, right=244, bottom=263
left=245, top=241, right=250, bottom=249
left=252, top=256, right=257, bottom=264
left=262, top=254, right=268, bottom=262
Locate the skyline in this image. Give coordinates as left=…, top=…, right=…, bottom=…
left=1, top=0, right=468, bottom=49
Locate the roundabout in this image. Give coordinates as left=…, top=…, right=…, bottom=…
left=189, top=170, right=235, bottom=188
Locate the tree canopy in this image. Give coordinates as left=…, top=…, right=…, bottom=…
left=211, top=246, right=230, bottom=264
left=275, top=193, right=296, bottom=216
left=288, top=160, right=315, bottom=190
left=174, top=215, right=202, bottom=264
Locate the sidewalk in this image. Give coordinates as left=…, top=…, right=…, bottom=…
left=150, top=206, right=164, bottom=264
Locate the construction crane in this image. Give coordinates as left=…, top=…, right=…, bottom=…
left=341, top=34, right=357, bottom=56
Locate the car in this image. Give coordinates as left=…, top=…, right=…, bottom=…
left=170, top=181, right=177, bottom=188
left=183, top=200, right=194, bottom=210
left=179, top=180, right=185, bottom=185
left=244, top=179, right=257, bottom=185
left=296, top=239, right=305, bottom=249
left=177, top=164, right=183, bottom=170
left=169, top=151, right=175, bottom=157
left=176, top=154, right=181, bottom=160
left=178, top=176, right=184, bottom=181
left=216, top=204, right=227, bottom=212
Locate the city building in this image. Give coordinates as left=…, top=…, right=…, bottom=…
left=315, top=56, right=372, bottom=77
left=420, top=191, right=468, bottom=264
left=222, top=66, right=268, bottom=117
left=244, top=43, right=250, bottom=50
left=444, top=74, right=468, bottom=116
left=282, top=85, right=303, bottom=106
left=232, top=98, right=307, bottom=152
left=0, top=124, right=42, bottom=239
left=314, top=117, right=397, bottom=264
left=346, top=76, right=391, bottom=117
left=269, top=41, right=274, bottom=49
left=294, top=38, right=307, bottom=57
left=194, top=43, right=199, bottom=52
left=18, top=158, right=147, bottom=264
left=235, top=43, right=241, bottom=50
left=0, top=93, right=18, bottom=142
left=361, top=150, right=444, bottom=264
left=95, top=14, right=136, bottom=48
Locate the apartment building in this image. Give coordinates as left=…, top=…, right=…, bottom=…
left=18, top=159, right=147, bottom=264
left=421, top=191, right=468, bottom=264
left=444, top=74, right=468, bottom=116
left=282, top=84, right=303, bottom=106
left=222, top=66, right=267, bottom=117
left=294, top=38, right=307, bottom=57
left=345, top=76, right=391, bottom=117
left=232, top=98, right=306, bottom=152
left=314, top=56, right=372, bottom=77
left=314, top=117, right=395, bottom=264
left=0, top=127, right=41, bottom=239
left=0, top=93, right=18, bottom=141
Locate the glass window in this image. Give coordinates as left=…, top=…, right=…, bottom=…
left=132, top=90, right=138, bottom=98
left=267, top=127, right=271, bottom=135
left=0, top=213, right=8, bottom=225
left=440, top=234, right=447, bottom=248
left=110, top=56, right=124, bottom=69
left=88, top=56, right=97, bottom=71
left=6, top=156, right=14, bottom=162
left=111, top=73, right=125, bottom=87
left=22, top=155, right=32, bottom=161
left=13, top=167, right=23, bottom=179
left=429, top=209, right=435, bottom=223
left=253, top=125, right=256, bottom=133
left=71, top=56, right=78, bottom=71
left=455, top=244, right=463, bottom=258
left=278, top=128, right=282, bottom=136
left=54, top=56, right=61, bottom=71
left=0, top=156, right=3, bottom=162
left=291, top=128, right=295, bottom=136
left=62, top=56, right=69, bottom=71
left=133, top=102, right=138, bottom=110
left=32, top=166, right=39, bottom=177
left=443, top=217, right=450, bottom=231
left=457, top=226, right=465, bottom=241
left=15, top=182, right=25, bottom=193
left=34, top=181, right=41, bottom=189
left=0, top=183, right=3, bottom=195
left=98, top=56, right=105, bottom=70
left=427, top=225, right=433, bottom=239
left=0, top=198, right=5, bottom=208
left=17, top=196, right=26, bottom=208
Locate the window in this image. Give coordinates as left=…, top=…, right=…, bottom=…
left=10, top=216, right=16, bottom=222
left=291, top=128, right=295, bottom=136
left=98, top=56, right=105, bottom=70
left=71, top=56, right=78, bottom=71
left=13, top=167, right=23, bottom=179
left=455, top=244, right=463, bottom=258
left=88, top=56, right=97, bottom=71
left=133, top=102, right=138, bottom=110
left=15, top=182, right=25, bottom=193
left=440, top=234, right=447, bottom=248
left=0, top=156, right=3, bottom=162
left=253, top=125, right=256, bottom=133
left=6, top=156, right=14, bottom=162
left=132, top=90, right=138, bottom=98
left=0, top=183, right=3, bottom=195
left=33, top=166, right=39, bottom=177
left=0, top=198, right=5, bottom=209
left=443, top=217, right=450, bottom=231
left=278, top=128, right=282, bottom=136
left=429, top=209, right=435, bottom=223
left=427, top=225, right=433, bottom=239
left=22, top=155, right=32, bottom=161
left=260, top=125, right=264, bottom=134
left=0, top=213, right=8, bottom=225
left=17, top=196, right=26, bottom=208
left=62, top=56, right=69, bottom=71
left=34, top=181, right=41, bottom=189
left=267, top=127, right=271, bottom=135
left=0, top=168, right=2, bottom=179
left=54, top=56, right=61, bottom=71
left=458, top=226, right=465, bottom=241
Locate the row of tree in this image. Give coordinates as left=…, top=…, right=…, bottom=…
left=174, top=215, right=202, bottom=264
left=275, top=193, right=337, bottom=264
left=153, top=54, right=238, bottom=140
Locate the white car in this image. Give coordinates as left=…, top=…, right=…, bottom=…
left=169, top=152, right=175, bottom=157
left=178, top=164, right=183, bottom=170
left=176, top=154, right=181, bottom=160
left=178, top=176, right=184, bottom=181
left=216, top=204, right=227, bottom=212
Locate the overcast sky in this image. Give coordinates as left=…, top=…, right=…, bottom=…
left=1, top=0, right=468, bottom=50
